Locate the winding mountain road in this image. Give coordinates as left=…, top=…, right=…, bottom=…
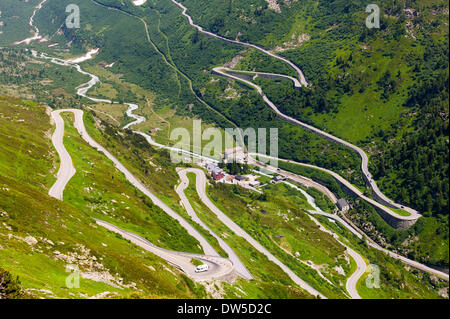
left=48, top=110, right=77, bottom=201
left=49, top=109, right=218, bottom=256
left=177, top=168, right=326, bottom=299
left=20, top=0, right=422, bottom=226
left=25, top=0, right=446, bottom=296
left=176, top=168, right=253, bottom=280
left=216, top=67, right=302, bottom=88
left=282, top=181, right=449, bottom=282
left=43, top=57, right=444, bottom=283
left=47, top=109, right=330, bottom=295
left=248, top=153, right=420, bottom=228
left=47, top=109, right=240, bottom=282
left=90, top=0, right=244, bottom=143
left=169, top=0, right=308, bottom=87
left=213, top=67, right=420, bottom=225
left=95, top=219, right=233, bottom=282
left=167, top=1, right=420, bottom=219
left=284, top=182, right=366, bottom=299
left=92, top=0, right=419, bottom=223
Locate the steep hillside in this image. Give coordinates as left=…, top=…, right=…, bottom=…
left=0, top=95, right=321, bottom=298
left=25, top=0, right=364, bottom=186
left=0, top=95, right=210, bottom=298
left=0, top=0, right=447, bottom=296
left=194, top=0, right=449, bottom=218
left=0, top=0, right=40, bottom=45
left=173, top=0, right=449, bottom=266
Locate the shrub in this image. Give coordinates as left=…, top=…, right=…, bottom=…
left=0, top=267, right=23, bottom=299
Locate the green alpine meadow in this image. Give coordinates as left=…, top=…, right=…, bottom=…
left=0, top=0, right=448, bottom=304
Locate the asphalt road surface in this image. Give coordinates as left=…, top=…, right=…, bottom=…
left=48, top=109, right=239, bottom=282
left=48, top=110, right=77, bottom=201
left=96, top=219, right=233, bottom=282
left=179, top=168, right=326, bottom=299
left=177, top=168, right=253, bottom=280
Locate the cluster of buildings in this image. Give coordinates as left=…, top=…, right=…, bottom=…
left=205, top=162, right=226, bottom=181
left=199, top=147, right=352, bottom=213
left=199, top=147, right=292, bottom=194
left=201, top=161, right=261, bottom=191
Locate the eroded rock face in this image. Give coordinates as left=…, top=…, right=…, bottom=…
left=272, top=33, right=310, bottom=53
left=53, top=244, right=137, bottom=290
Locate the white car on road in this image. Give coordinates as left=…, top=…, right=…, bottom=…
left=195, top=264, right=209, bottom=273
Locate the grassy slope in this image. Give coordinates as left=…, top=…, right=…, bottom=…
left=0, top=95, right=326, bottom=299
left=1, top=0, right=446, bottom=294
left=83, top=111, right=331, bottom=298
left=180, top=0, right=448, bottom=216
left=187, top=173, right=352, bottom=299
left=172, top=0, right=449, bottom=267
left=185, top=169, right=446, bottom=299
left=314, top=215, right=445, bottom=299
left=181, top=172, right=317, bottom=299
left=0, top=48, right=90, bottom=108
left=0, top=95, right=214, bottom=298
left=60, top=111, right=204, bottom=254
left=237, top=0, right=448, bottom=215
left=23, top=0, right=364, bottom=185
left=82, top=110, right=231, bottom=257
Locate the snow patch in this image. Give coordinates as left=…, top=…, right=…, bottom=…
left=132, top=0, right=147, bottom=6
left=67, top=49, right=99, bottom=64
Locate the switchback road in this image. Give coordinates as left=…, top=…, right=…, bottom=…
left=48, top=109, right=238, bottom=282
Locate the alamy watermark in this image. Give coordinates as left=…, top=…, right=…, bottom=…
left=366, top=4, right=380, bottom=29
left=65, top=264, right=80, bottom=289
left=365, top=264, right=381, bottom=289
left=168, top=120, right=279, bottom=167
left=66, top=4, right=80, bottom=29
